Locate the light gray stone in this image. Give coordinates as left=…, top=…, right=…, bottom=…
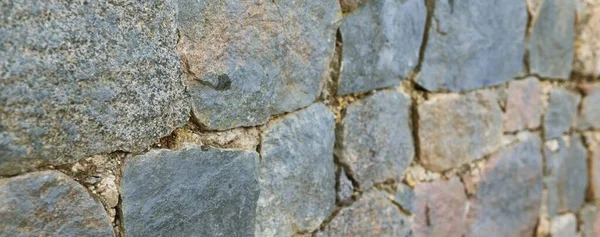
left=337, top=0, right=426, bottom=95
left=179, top=0, right=341, bottom=130
left=504, top=77, right=543, bottom=132
left=0, top=1, right=189, bottom=175
left=544, top=135, right=588, bottom=216
left=338, top=168, right=354, bottom=202
left=317, top=190, right=412, bottom=237
left=120, top=146, right=259, bottom=237
left=550, top=213, right=578, bottom=237
left=0, top=171, right=114, bottom=237
left=544, top=88, right=581, bottom=139
left=581, top=204, right=600, bottom=237
left=528, top=0, right=576, bottom=79
left=418, top=91, right=503, bottom=171
left=394, top=183, right=415, bottom=214
left=257, top=103, right=336, bottom=237
left=466, top=135, right=543, bottom=237
left=416, top=0, right=527, bottom=92
left=578, top=84, right=600, bottom=130
left=336, top=90, right=414, bottom=189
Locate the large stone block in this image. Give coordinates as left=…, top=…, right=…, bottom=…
left=504, top=77, right=543, bottom=132
left=578, top=83, right=600, bottom=130
left=256, top=103, right=336, bottom=237
left=528, top=0, right=576, bottom=79
left=0, top=1, right=189, bottom=175
left=466, top=135, right=543, bottom=237
left=336, top=90, right=414, bottom=189
left=179, top=0, right=341, bottom=130
left=120, top=146, right=259, bottom=237
left=418, top=91, right=503, bottom=171
left=413, top=178, right=468, bottom=237
left=416, top=0, right=527, bottom=92
left=0, top=171, right=114, bottom=237
left=544, top=88, right=581, bottom=139
left=337, top=0, right=426, bottom=95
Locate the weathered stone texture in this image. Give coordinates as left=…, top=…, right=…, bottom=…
left=528, top=0, right=576, bottom=79
left=544, top=88, right=581, bottom=139
left=317, top=190, right=412, bottom=237
left=178, top=0, right=341, bottom=130
left=337, top=169, right=354, bottom=202
left=0, top=171, right=114, bottom=237
left=120, top=146, right=259, bottom=237
left=545, top=135, right=588, bottom=216
left=581, top=204, right=600, bottom=237
left=550, top=213, right=578, bottom=237
left=413, top=178, right=468, bottom=237
left=579, top=83, right=600, bottom=130
left=586, top=132, right=600, bottom=200
left=337, top=0, right=426, bottom=95
left=336, top=90, right=414, bottom=189
left=573, top=0, right=600, bottom=77
left=0, top=0, right=189, bottom=175
left=416, top=0, right=527, bottom=92
left=418, top=91, right=503, bottom=171
left=504, top=77, right=543, bottom=132
left=394, top=183, right=416, bottom=214
left=466, top=135, right=543, bottom=237
left=256, top=103, right=336, bottom=237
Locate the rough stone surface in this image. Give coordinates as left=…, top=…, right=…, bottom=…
left=578, top=83, right=600, bottom=130
left=544, top=88, right=581, bottom=139
left=317, top=190, right=412, bottom=237
left=504, top=77, right=543, bottom=132
left=0, top=1, right=189, bottom=175
left=413, top=178, right=468, bottom=237
left=581, top=204, right=600, bottom=237
left=418, top=91, right=503, bottom=171
left=257, top=103, right=336, bottom=237
left=528, top=0, right=576, bottom=79
left=573, top=0, right=600, bottom=77
left=0, top=171, right=114, bottom=237
left=337, top=169, right=354, bottom=202
left=589, top=133, right=600, bottom=200
left=466, top=135, right=543, bottom=237
left=120, top=145, right=259, bottom=237
left=336, top=90, right=414, bottom=189
left=550, top=213, right=578, bottom=237
left=339, top=0, right=369, bottom=12
left=178, top=0, right=342, bottom=130
left=544, top=135, right=588, bottom=216
left=394, top=183, right=416, bottom=214
left=337, top=0, right=426, bottom=95
left=416, top=0, right=527, bottom=92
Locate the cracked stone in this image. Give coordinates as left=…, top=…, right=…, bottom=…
left=317, top=190, right=412, bottom=237
left=336, top=90, right=414, bottom=189
left=0, top=0, right=189, bottom=176
left=0, top=171, right=114, bottom=237
left=581, top=204, right=600, bottom=237
left=544, top=88, right=581, bottom=139
left=413, top=178, right=468, bottom=237
left=337, top=0, right=426, bottom=95
left=416, top=0, right=527, bottom=92
left=550, top=213, right=578, bottom=237
left=418, top=91, right=503, bottom=171
left=120, top=145, right=259, bottom=237
left=466, top=135, right=543, bottom=237
left=394, top=183, right=416, bottom=214
left=578, top=83, right=600, bottom=130
left=504, top=77, right=543, bottom=132
left=338, top=168, right=354, bottom=202
left=528, top=0, right=576, bottom=79
left=256, top=103, right=336, bottom=237
left=178, top=0, right=341, bottom=130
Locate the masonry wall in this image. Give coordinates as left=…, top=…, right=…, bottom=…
left=1, top=0, right=600, bottom=236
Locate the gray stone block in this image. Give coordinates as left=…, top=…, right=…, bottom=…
left=578, top=84, right=600, bottom=130
left=394, top=183, right=416, bottom=214
left=544, top=88, right=581, bottom=139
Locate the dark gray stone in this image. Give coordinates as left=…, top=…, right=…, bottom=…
left=336, top=90, right=414, bottom=189
left=394, top=183, right=415, bottom=214
left=0, top=171, right=114, bottom=237
left=0, top=1, right=189, bottom=175
left=416, top=0, right=527, bottom=92
left=179, top=0, right=341, bottom=130
left=544, top=88, right=581, bottom=139
left=257, top=103, right=336, bottom=236
left=545, top=135, right=588, bottom=217
left=337, top=0, right=426, bottom=95
left=120, top=145, right=259, bottom=237
left=528, top=0, right=576, bottom=79
left=578, top=84, right=600, bottom=130
left=466, top=135, right=543, bottom=237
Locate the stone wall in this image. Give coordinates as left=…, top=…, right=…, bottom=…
left=1, top=0, right=600, bottom=236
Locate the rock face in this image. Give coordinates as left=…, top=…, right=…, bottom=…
left=337, top=169, right=354, bottom=202
left=0, top=1, right=189, bottom=175
left=466, top=135, right=543, bottom=237
left=317, top=190, right=412, bottom=237
left=178, top=0, right=341, bottom=130
left=256, top=103, right=336, bottom=237
left=544, top=88, right=581, bottom=139
left=579, top=84, right=600, bottom=130
left=504, top=77, right=543, bottom=132
left=418, top=91, right=503, bottom=171
left=545, top=135, right=588, bottom=216
left=416, top=0, right=527, bottom=92
left=550, top=213, right=578, bottom=237
left=336, top=90, right=414, bottom=189
left=528, top=0, right=576, bottom=79
left=413, top=178, right=468, bottom=237
left=394, top=183, right=416, bottom=214
left=120, top=146, right=259, bottom=237
left=337, top=0, right=426, bottom=95
left=0, top=171, right=114, bottom=237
